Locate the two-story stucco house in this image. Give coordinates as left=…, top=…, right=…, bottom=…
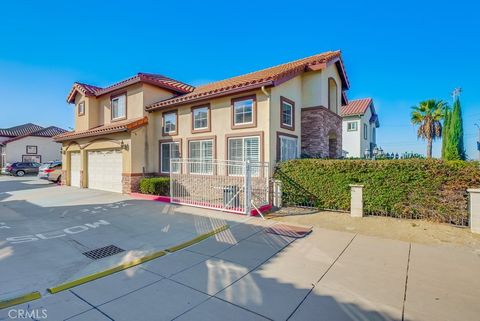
left=54, top=51, right=350, bottom=193
left=341, top=98, right=380, bottom=158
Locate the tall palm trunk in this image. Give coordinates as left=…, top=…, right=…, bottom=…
left=426, top=138, right=433, bottom=158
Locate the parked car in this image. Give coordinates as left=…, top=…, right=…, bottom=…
left=43, top=162, right=62, bottom=183
left=5, top=162, right=41, bottom=176
left=38, top=161, right=62, bottom=180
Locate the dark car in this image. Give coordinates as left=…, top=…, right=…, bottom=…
left=5, top=162, right=41, bottom=176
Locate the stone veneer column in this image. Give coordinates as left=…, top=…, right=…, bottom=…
left=301, top=106, right=342, bottom=158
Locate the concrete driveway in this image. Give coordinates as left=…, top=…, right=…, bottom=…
left=1, top=176, right=480, bottom=321
left=0, top=176, right=244, bottom=300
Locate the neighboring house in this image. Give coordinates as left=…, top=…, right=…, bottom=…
left=54, top=50, right=351, bottom=193
left=0, top=124, right=67, bottom=167
left=341, top=98, right=380, bottom=158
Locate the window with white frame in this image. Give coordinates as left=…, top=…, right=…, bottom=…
left=228, top=136, right=260, bottom=175
left=279, top=135, right=298, bottom=161
left=192, top=106, right=209, bottom=130
left=111, top=95, right=126, bottom=120
left=281, top=99, right=294, bottom=128
left=347, top=121, right=358, bottom=131
left=364, top=124, right=368, bottom=140
left=188, top=140, right=213, bottom=174
left=233, top=98, right=254, bottom=126
left=160, top=142, right=180, bottom=173
left=78, top=101, right=85, bottom=116
left=163, top=112, right=177, bottom=134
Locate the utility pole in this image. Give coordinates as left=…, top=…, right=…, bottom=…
left=475, top=123, right=480, bottom=161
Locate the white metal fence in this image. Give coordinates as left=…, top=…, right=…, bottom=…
left=170, top=159, right=270, bottom=215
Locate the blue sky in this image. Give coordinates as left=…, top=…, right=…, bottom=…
left=0, top=0, right=479, bottom=158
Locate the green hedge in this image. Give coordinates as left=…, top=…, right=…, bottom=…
left=139, top=177, right=170, bottom=196
left=275, top=159, right=480, bottom=223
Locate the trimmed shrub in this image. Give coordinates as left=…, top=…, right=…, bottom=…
left=275, top=159, right=480, bottom=224
left=139, top=177, right=170, bottom=196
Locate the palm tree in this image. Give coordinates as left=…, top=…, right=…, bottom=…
left=410, top=99, right=448, bottom=158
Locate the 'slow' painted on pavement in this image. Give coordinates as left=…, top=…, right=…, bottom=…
left=4, top=220, right=110, bottom=244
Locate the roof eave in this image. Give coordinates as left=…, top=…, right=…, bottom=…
left=146, top=81, right=274, bottom=112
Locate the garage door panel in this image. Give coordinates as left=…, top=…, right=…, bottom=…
left=70, top=152, right=81, bottom=188
left=87, top=150, right=123, bottom=193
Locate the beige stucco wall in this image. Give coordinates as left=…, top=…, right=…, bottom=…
left=302, top=64, right=342, bottom=111
left=270, top=75, right=303, bottom=161
left=148, top=89, right=271, bottom=173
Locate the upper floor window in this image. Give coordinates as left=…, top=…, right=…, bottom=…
left=111, top=94, right=126, bottom=120
left=364, top=123, right=368, bottom=140
left=78, top=102, right=85, bottom=116
left=347, top=121, right=358, bottom=131
left=192, top=105, right=210, bottom=132
left=232, top=95, right=256, bottom=129
left=328, top=78, right=338, bottom=113
left=163, top=111, right=178, bottom=135
left=280, top=97, right=295, bottom=130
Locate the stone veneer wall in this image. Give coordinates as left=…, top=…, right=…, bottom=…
left=122, top=173, right=147, bottom=194
left=301, top=106, right=342, bottom=158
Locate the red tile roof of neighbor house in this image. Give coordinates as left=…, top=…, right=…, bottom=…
left=66, top=73, right=195, bottom=103
left=341, top=98, right=373, bottom=116
left=53, top=117, right=148, bottom=142
left=1, top=126, right=68, bottom=144
left=146, top=51, right=349, bottom=111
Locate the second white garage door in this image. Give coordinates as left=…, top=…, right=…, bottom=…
left=87, top=150, right=123, bottom=193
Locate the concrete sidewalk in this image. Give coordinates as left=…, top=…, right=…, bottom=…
left=2, top=224, right=480, bottom=321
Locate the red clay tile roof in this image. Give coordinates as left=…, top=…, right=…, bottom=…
left=1, top=126, right=67, bottom=144
left=0, top=123, right=44, bottom=137
left=53, top=117, right=148, bottom=142
left=146, top=50, right=349, bottom=111
left=67, top=73, right=195, bottom=103
left=341, top=98, right=373, bottom=116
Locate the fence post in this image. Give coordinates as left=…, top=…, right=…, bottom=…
left=272, top=179, right=282, bottom=208
left=468, top=189, right=480, bottom=234
left=245, top=160, right=252, bottom=216
left=349, top=184, right=364, bottom=218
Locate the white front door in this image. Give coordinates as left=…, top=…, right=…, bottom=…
left=70, top=152, right=81, bottom=187
left=87, top=150, right=123, bottom=193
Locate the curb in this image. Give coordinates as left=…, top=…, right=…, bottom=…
left=0, top=292, right=41, bottom=310
left=47, top=250, right=167, bottom=294
left=165, top=225, right=230, bottom=252
left=47, top=224, right=230, bottom=294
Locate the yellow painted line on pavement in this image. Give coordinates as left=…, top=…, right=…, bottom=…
left=165, top=224, right=230, bottom=253
left=47, top=250, right=167, bottom=294
left=47, top=224, right=229, bottom=294
left=0, top=291, right=41, bottom=309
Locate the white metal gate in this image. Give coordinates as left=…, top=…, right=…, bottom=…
left=170, top=159, right=270, bottom=215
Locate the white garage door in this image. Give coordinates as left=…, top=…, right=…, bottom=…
left=70, top=152, right=81, bottom=187
left=87, top=150, right=123, bottom=193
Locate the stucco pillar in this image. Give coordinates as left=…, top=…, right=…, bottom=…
left=272, top=179, right=282, bottom=208
left=468, top=189, right=480, bottom=234
left=80, top=149, right=87, bottom=188
left=349, top=184, right=364, bottom=218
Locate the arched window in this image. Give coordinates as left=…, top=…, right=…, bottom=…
left=328, top=78, right=338, bottom=113
left=328, top=130, right=337, bottom=158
